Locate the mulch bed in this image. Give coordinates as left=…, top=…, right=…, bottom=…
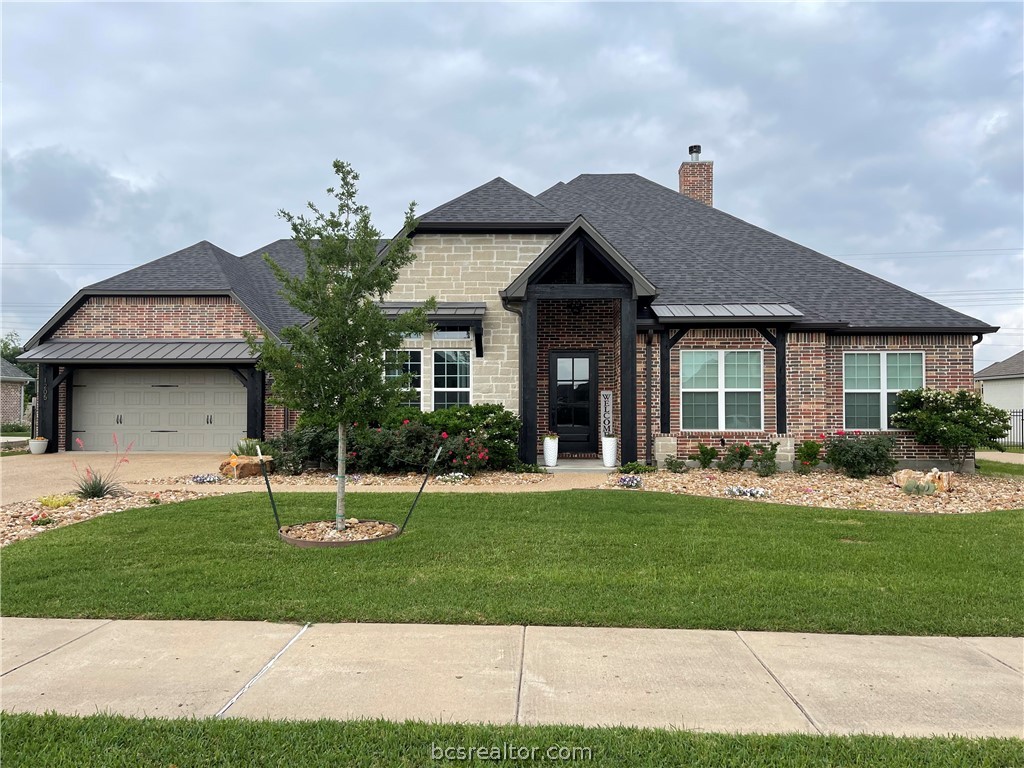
left=608, top=468, right=1024, bottom=514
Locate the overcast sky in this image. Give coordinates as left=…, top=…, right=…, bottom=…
left=3, top=2, right=1022, bottom=369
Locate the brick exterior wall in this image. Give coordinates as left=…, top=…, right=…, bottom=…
left=536, top=299, right=620, bottom=457
left=53, top=295, right=263, bottom=340
left=678, top=160, right=713, bottom=206
left=640, top=329, right=977, bottom=463
left=1, top=381, right=26, bottom=424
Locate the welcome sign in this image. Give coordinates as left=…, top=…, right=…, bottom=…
left=600, top=390, right=613, bottom=436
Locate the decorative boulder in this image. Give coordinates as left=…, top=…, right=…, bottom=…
left=890, top=467, right=955, bottom=493
left=219, top=455, right=273, bottom=478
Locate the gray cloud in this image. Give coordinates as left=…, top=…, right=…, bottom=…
left=2, top=2, right=1021, bottom=366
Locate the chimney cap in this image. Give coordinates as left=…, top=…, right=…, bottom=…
left=688, top=144, right=702, bottom=161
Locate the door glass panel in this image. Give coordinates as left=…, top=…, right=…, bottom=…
left=574, top=358, right=589, bottom=380
left=557, top=358, right=572, bottom=379
left=554, top=355, right=593, bottom=431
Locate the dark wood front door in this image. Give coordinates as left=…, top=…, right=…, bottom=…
left=549, top=351, right=598, bottom=454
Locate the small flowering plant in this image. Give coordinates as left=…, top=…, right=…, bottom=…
left=190, top=473, right=222, bottom=484
left=72, top=435, right=133, bottom=499
left=436, top=471, right=470, bottom=484
left=724, top=486, right=771, bottom=498
left=618, top=475, right=642, bottom=489
left=148, top=492, right=162, bottom=505
left=29, top=511, right=54, bottom=526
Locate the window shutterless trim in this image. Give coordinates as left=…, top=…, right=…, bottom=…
left=679, top=349, right=764, bottom=432
left=384, top=349, right=423, bottom=410
left=842, top=351, right=925, bottom=430
left=432, top=349, right=472, bottom=410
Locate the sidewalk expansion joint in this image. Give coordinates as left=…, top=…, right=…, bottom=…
left=513, top=625, right=527, bottom=725
left=1, top=619, right=115, bottom=678
left=735, top=631, right=823, bottom=735
left=215, top=622, right=310, bottom=719
left=956, top=637, right=1023, bottom=676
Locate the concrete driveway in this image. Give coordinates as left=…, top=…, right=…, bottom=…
left=0, top=452, right=223, bottom=505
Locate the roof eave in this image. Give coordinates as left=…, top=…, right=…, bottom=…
left=414, top=221, right=570, bottom=234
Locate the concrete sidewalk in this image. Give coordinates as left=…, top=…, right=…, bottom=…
left=977, top=450, right=1024, bottom=465
left=2, top=618, right=1021, bottom=737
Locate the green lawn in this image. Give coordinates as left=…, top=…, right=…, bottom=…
left=977, top=459, right=1024, bottom=478
left=3, top=491, right=1021, bottom=635
left=2, top=714, right=1020, bottom=768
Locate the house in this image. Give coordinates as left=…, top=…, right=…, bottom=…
left=974, top=351, right=1024, bottom=411
left=20, top=148, right=997, bottom=469
left=1, top=359, right=32, bottom=425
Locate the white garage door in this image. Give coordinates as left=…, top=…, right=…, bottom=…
left=72, top=368, right=247, bottom=452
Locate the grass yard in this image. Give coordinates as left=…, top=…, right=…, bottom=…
left=2, top=714, right=1021, bottom=768
left=977, top=459, right=1024, bottom=478
left=2, top=491, right=1021, bottom=635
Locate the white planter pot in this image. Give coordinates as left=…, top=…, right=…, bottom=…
left=28, top=439, right=48, bottom=455
left=543, top=437, right=558, bottom=467
left=601, top=437, right=618, bottom=468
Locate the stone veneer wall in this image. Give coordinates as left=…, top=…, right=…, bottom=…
left=1, top=381, right=26, bottom=424
left=384, top=234, right=555, bottom=413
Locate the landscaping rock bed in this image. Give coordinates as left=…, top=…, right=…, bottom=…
left=1, top=489, right=218, bottom=548
left=278, top=518, right=399, bottom=545
left=142, top=469, right=550, bottom=487
left=609, top=469, right=1024, bottom=513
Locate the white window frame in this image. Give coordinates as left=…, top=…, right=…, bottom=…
left=385, top=349, right=423, bottom=410
left=432, top=349, right=472, bottom=410
left=842, top=351, right=925, bottom=431
left=679, top=349, right=763, bottom=432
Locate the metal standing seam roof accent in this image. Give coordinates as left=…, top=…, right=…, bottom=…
left=17, top=340, right=258, bottom=364
left=652, top=303, right=804, bottom=319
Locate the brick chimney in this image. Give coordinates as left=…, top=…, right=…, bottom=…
left=678, top=144, right=713, bottom=206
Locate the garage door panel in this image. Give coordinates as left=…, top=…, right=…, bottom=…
left=72, top=368, right=247, bottom=452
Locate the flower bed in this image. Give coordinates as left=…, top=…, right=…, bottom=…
left=140, top=470, right=550, bottom=488
left=607, top=468, right=1023, bottom=513
left=1, top=490, right=217, bottom=548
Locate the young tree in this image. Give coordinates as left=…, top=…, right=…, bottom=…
left=248, top=161, right=433, bottom=529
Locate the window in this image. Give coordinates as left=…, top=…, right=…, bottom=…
left=844, top=352, right=923, bottom=429
left=385, top=350, right=422, bottom=409
left=680, top=350, right=762, bottom=430
left=433, top=350, right=470, bottom=409
left=433, top=326, right=471, bottom=341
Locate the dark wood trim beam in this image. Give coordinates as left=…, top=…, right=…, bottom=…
left=526, top=285, right=632, bottom=300
left=575, top=240, right=585, bottom=285
left=620, top=298, right=638, bottom=463
left=37, top=364, right=58, bottom=452
left=519, top=298, right=538, bottom=464
left=245, top=367, right=265, bottom=440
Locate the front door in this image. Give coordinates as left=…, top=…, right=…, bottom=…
left=550, top=351, right=597, bottom=454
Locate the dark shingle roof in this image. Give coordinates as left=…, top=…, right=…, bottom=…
left=975, top=350, right=1024, bottom=380
left=537, top=173, right=992, bottom=331
left=88, top=241, right=238, bottom=291
left=419, top=177, right=568, bottom=225
left=1, top=358, right=32, bottom=381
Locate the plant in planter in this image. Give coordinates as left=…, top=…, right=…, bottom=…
left=28, top=437, right=48, bottom=455
left=601, top=431, right=618, bottom=468
left=543, top=433, right=559, bottom=467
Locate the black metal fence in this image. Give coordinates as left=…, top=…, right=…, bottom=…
left=998, top=409, right=1024, bottom=447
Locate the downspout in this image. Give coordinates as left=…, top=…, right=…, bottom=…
left=645, top=330, right=653, bottom=465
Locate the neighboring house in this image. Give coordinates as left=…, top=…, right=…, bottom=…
left=1, top=359, right=32, bottom=425
left=974, top=351, right=1024, bottom=411
left=20, top=148, right=997, bottom=468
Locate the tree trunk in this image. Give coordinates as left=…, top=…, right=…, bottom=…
left=336, top=422, right=347, bottom=531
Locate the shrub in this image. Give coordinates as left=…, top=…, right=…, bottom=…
left=38, top=494, right=78, bottom=509
left=690, top=443, right=719, bottom=469
left=751, top=442, right=779, bottom=477
left=889, top=388, right=1012, bottom=472
left=663, top=455, right=688, bottom=473
left=71, top=436, right=132, bottom=499
left=618, top=461, right=657, bottom=474
left=716, top=443, right=753, bottom=471
left=234, top=438, right=273, bottom=457
left=824, top=433, right=897, bottom=479
left=794, top=440, right=822, bottom=475
left=1, top=421, right=28, bottom=433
